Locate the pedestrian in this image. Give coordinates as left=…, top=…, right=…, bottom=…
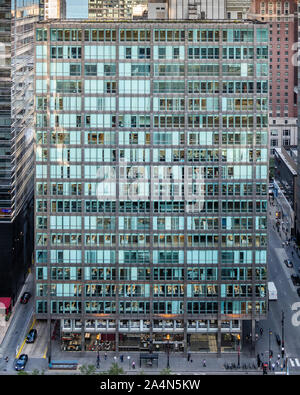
left=272, top=362, right=275, bottom=371
left=276, top=360, right=279, bottom=368
left=132, top=361, right=135, bottom=369
left=5, top=356, right=8, bottom=363
left=202, top=359, right=206, bottom=367
left=259, top=327, right=263, bottom=336
left=120, top=354, right=124, bottom=363
left=104, top=352, right=107, bottom=360
left=277, top=354, right=280, bottom=360
left=257, top=354, right=261, bottom=367
left=262, top=363, right=268, bottom=375
left=96, top=355, right=100, bottom=369
left=187, top=353, right=191, bottom=362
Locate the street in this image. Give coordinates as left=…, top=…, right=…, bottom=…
left=0, top=272, right=40, bottom=373
left=256, top=196, right=300, bottom=374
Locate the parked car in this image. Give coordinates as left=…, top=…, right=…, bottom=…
left=284, top=259, right=293, bottom=268
left=26, top=329, right=37, bottom=344
left=15, top=354, right=28, bottom=371
left=20, top=292, right=31, bottom=304
left=275, top=333, right=281, bottom=346
left=291, top=275, right=300, bottom=286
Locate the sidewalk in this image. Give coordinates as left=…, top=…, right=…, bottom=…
left=50, top=351, right=260, bottom=374
left=48, top=335, right=278, bottom=375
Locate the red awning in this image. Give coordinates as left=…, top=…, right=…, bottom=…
left=0, top=297, right=11, bottom=309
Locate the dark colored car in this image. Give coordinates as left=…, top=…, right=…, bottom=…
left=275, top=333, right=281, bottom=346
left=291, top=275, right=300, bottom=286
left=15, top=354, right=28, bottom=371
left=20, top=292, right=31, bottom=304
left=284, top=259, right=293, bottom=268
left=26, top=329, right=37, bottom=344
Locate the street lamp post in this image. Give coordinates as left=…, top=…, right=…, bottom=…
left=281, top=311, right=285, bottom=358
left=269, top=329, right=272, bottom=370
left=166, top=334, right=170, bottom=369
left=149, top=338, right=153, bottom=354
left=127, top=355, right=131, bottom=370
left=96, top=347, right=100, bottom=369
left=48, top=318, right=52, bottom=366
left=237, top=334, right=240, bottom=368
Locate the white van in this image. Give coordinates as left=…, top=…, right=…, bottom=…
left=268, top=282, right=277, bottom=301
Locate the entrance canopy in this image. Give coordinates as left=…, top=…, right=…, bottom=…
left=0, top=297, right=11, bottom=313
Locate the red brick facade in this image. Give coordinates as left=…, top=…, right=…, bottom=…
left=250, top=0, right=298, bottom=117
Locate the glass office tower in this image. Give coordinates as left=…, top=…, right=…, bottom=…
left=34, top=20, right=268, bottom=355
left=0, top=0, right=40, bottom=300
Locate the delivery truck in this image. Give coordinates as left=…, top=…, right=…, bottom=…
left=268, top=281, right=277, bottom=301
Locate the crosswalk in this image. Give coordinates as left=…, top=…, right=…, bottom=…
left=288, top=358, right=300, bottom=368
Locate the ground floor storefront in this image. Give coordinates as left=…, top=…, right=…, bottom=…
left=60, top=332, right=242, bottom=353
left=56, top=318, right=251, bottom=354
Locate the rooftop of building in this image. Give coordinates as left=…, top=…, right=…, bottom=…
left=36, top=17, right=268, bottom=25
left=274, top=147, right=297, bottom=176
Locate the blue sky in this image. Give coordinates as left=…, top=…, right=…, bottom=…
left=66, top=0, right=88, bottom=18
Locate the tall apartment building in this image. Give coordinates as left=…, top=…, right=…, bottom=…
left=87, top=0, right=250, bottom=21
left=34, top=20, right=269, bottom=355
left=248, top=0, right=298, bottom=156
left=148, top=0, right=242, bottom=20
left=167, top=0, right=226, bottom=19
left=226, top=0, right=252, bottom=19
left=43, top=0, right=66, bottom=19
left=0, top=0, right=40, bottom=300
left=88, top=0, right=148, bottom=19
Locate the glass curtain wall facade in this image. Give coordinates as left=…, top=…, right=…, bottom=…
left=34, top=21, right=269, bottom=354
left=0, top=0, right=38, bottom=299
left=0, top=0, right=38, bottom=221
